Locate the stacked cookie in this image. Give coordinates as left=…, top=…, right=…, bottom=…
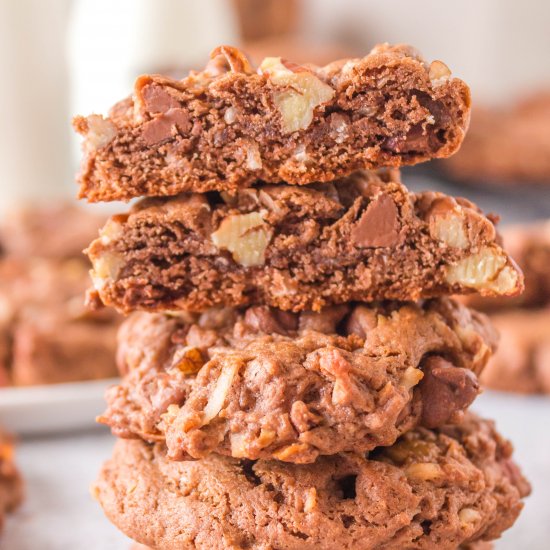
left=76, top=44, right=530, bottom=549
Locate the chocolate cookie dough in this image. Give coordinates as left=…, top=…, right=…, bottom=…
left=94, top=413, right=529, bottom=550
left=86, top=170, right=522, bottom=314
left=0, top=430, right=23, bottom=532
left=74, top=44, right=470, bottom=202
left=100, top=298, right=496, bottom=463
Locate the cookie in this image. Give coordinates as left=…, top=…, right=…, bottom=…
left=73, top=44, right=470, bottom=202
left=443, top=92, right=550, bottom=185
left=0, top=257, right=119, bottom=386
left=86, top=170, right=522, bottom=314
left=100, top=298, right=496, bottom=463
left=0, top=430, right=23, bottom=532
left=481, top=308, right=550, bottom=394
left=0, top=202, right=107, bottom=260
left=94, top=413, right=529, bottom=550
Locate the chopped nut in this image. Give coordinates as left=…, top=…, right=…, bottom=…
left=293, top=144, right=309, bottom=162
left=171, top=346, right=205, bottom=374
left=99, top=218, right=124, bottom=245
left=427, top=198, right=495, bottom=249
left=459, top=507, right=481, bottom=526
left=384, top=439, right=433, bottom=465
left=445, top=246, right=520, bottom=294
left=230, top=433, right=248, bottom=458
left=210, top=45, right=252, bottom=73
left=429, top=60, right=451, bottom=86
left=201, top=359, right=241, bottom=425
left=82, top=115, right=116, bottom=153
left=304, top=487, right=318, bottom=513
left=224, top=106, right=237, bottom=124
left=211, top=211, right=272, bottom=267
left=272, top=443, right=311, bottom=462
left=430, top=210, right=469, bottom=249
left=330, top=113, right=349, bottom=143
left=405, top=462, right=442, bottom=481
left=257, top=427, right=277, bottom=448
left=258, top=189, right=282, bottom=213
left=259, top=57, right=335, bottom=133
left=91, top=252, right=124, bottom=288
left=244, top=142, right=262, bottom=170
left=401, top=367, right=424, bottom=390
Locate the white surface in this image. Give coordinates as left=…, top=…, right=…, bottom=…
left=2, top=427, right=129, bottom=550
left=0, top=379, right=119, bottom=436
left=473, top=391, right=550, bottom=550
left=0, top=390, right=548, bottom=549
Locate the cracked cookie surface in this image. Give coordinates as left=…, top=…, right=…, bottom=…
left=100, top=298, right=496, bottom=463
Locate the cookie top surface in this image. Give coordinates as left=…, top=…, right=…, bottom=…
left=95, top=413, right=529, bottom=550
left=101, top=298, right=496, bottom=463
left=74, top=44, right=470, bottom=202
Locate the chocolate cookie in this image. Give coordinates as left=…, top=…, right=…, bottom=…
left=443, top=92, right=550, bottom=185
left=100, top=298, right=496, bottom=463
left=0, top=430, right=23, bottom=532
left=0, top=202, right=107, bottom=260
left=73, top=44, right=470, bottom=202
left=94, top=414, right=529, bottom=550
left=86, top=170, right=522, bottom=314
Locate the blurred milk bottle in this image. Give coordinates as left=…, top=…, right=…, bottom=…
left=0, top=0, right=73, bottom=209
left=67, top=0, right=239, bottom=128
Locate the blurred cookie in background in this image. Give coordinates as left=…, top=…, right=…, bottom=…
left=442, top=92, right=550, bottom=186
left=465, top=221, right=550, bottom=394
left=242, top=37, right=354, bottom=67
left=232, top=0, right=299, bottom=41
left=0, top=203, right=106, bottom=260
left=0, top=203, right=120, bottom=387
left=482, top=308, right=550, bottom=394
left=0, top=428, right=22, bottom=532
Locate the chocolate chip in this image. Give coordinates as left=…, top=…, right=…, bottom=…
left=141, top=84, right=179, bottom=114
left=419, top=356, right=480, bottom=429
left=351, top=194, right=401, bottom=247
left=141, top=108, right=191, bottom=145
left=298, top=305, right=350, bottom=334
left=345, top=305, right=377, bottom=339
left=382, top=124, right=431, bottom=154
left=244, top=306, right=297, bottom=335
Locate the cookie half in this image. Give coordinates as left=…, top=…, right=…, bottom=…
left=100, top=298, right=496, bottom=463
left=86, top=170, right=522, bottom=314
left=74, top=43, right=470, bottom=202
left=94, top=413, right=529, bottom=550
